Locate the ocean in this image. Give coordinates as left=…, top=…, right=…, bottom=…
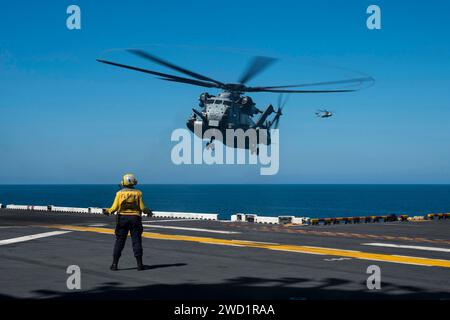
left=1, top=184, right=450, bottom=220
left=0, top=184, right=450, bottom=219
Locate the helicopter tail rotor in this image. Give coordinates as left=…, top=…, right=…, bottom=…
left=271, top=94, right=289, bottom=129
left=272, top=109, right=282, bottom=129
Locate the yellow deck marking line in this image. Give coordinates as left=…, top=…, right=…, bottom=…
left=45, top=224, right=450, bottom=268
left=235, top=224, right=450, bottom=245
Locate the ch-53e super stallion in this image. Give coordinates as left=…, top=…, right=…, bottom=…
left=97, top=49, right=373, bottom=152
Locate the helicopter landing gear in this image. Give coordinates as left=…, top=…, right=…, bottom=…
left=206, top=136, right=215, bottom=150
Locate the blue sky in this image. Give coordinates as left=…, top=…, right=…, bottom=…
left=0, top=0, right=449, bottom=184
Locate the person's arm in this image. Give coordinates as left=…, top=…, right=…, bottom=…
left=139, top=193, right=145, bottom=212
left=106, top=193, right=120, bottom=214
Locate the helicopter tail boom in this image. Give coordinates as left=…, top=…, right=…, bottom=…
left=254, top=104, right=275, bottom=128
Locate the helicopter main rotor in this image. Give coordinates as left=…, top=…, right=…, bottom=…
left=96, top=49, right=374, bottom=94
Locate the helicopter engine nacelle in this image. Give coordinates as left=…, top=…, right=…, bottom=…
left=240, top=96, right=259, bottom=115
left=199, top=92, right=210, bottom=104
left=241, top=96, right=253, bottom=106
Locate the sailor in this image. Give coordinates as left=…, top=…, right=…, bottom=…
left=105, top=173, right=150, bottom=271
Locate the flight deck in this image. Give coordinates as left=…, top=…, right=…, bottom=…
left=0, top=209, right=449, bottom=300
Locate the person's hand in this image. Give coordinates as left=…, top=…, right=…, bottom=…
left=143, top=208, right=153, bottom=216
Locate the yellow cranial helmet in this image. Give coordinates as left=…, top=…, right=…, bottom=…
left=121, top=173, right=138, bottom=187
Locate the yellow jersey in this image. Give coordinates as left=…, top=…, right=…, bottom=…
left=107, top=188, right=145, bottom=216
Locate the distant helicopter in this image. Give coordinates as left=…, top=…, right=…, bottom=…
left=97, top=49, right=373, bottom=151
left=316, top=109, right=333, bottom=118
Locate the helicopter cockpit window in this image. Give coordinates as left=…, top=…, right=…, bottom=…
left=206, top=99, right=214, bottom=104
left=223, top=101, right=232, bottom=106
left=214, top=100, right=223, bottom=104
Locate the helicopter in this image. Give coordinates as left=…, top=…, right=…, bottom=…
left=316, top=109, right=333, bottom=118
left=97, top=49, right=373, bottom=151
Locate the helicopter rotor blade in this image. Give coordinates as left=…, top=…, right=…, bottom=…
left=271, top=93, right=286, bottom=129
left=157, top=77, right=218, bottom=88
left=249, top=88, right=356, bottom=93
left=96, top=59, right=220, bottom=88
left=99, top=50, right=374, bottom=95
left=128, top=49, right=225, bottom=87
left=280, top=94, right=290, bottom=109
left=275, top=93, right=288, bottom=110
left=273, top=111, right=281, bottom=129
left=277, top=93, right=283, bottom=109
left=247, top=76, right=374, bottom=91
left=274, top=118, right=280, bottom=129
left=238, top=56, right=277, bottom=85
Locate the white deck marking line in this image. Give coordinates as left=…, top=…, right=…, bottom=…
left=0, top=231, right=72, bottom=246
left=142, top=224, right=240, bottom=234
left=363, top=243, right=450, bottom=253
left=0, top=226, right=31, bottom=229
left=88, top=223, right=108, bottom=227
left=324, top=257, right=352, bottom=262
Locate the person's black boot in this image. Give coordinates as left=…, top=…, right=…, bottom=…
left=110, top=257, right=119, bottom=271
left=136, top=256, right=144, bottom=271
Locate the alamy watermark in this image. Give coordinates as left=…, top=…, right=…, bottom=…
left=366, top=5, right=381, bottom=30
left=66, top=265, right=81, bottom=290
left=366, top=265, right=381, bottom=290
left=66, top=5, right=81, bottom=30
left=171, top=123, right=280, bottom=176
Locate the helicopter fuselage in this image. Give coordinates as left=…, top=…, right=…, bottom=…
left=186, top=90, right=276, bottom=150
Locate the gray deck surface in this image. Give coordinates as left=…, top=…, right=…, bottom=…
left=0, top=209, right=449, bottom=300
